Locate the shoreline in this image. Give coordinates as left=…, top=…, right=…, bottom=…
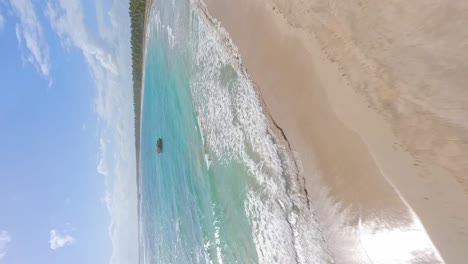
left=138, top=0, right=152, bottom=180
left=203, top=0, right=468, bottom=262
left=136, top=0, right=153, bottom=261
left=139, top=0, right=153, bottom=177
left=131, top=0, right=153, bottom=221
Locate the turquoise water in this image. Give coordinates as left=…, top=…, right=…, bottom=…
left=139, top=1, right=333, bottom=263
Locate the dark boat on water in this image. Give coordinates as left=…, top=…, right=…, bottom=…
left=156, top=138, right=163, bottom=154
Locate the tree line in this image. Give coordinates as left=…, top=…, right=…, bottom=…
left=129, top=0, right=147, bottom=158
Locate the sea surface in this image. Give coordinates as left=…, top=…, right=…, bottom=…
left=138, top=0, right=333, bottom=263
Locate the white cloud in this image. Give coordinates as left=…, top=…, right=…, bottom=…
left=101, top=191, right=112, bottom=212
left=45, top=0, right=121, bottom=121
left=0, top=13, right=5, bottom=32
left=49, top=229, right=75, bottom=250
left=9, top=0, right=51, bottom=84
left=14, top=24, right=21, bottom=44
left=0, top=230, right=12, bottom=260
left=97, top=137, right=109, bottom=176
left=46, top=1, right=138, bottom=263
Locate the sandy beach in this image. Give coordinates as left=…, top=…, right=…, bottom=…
left=203, top=0, right=468, bottom=262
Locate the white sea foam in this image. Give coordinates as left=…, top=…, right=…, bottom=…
left=155, top=10, right=161, bottom=32
left=166, top=25, right=176, bottom=49
left=204, top=153, right=211, bottom=169
left=149, top=7, right=174, bottom=50
left=207, top=203, right=225, bottom=264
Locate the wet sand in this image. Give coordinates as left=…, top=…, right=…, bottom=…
left=203, top=0, right=468, bottom=262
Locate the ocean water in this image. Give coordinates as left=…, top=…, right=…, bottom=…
left=139, top=0, right=333, bottom=263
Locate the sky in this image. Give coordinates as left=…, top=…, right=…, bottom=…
left=0, top=0, right=138, bottom=263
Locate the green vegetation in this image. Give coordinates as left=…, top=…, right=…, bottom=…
left=129, top=0, right=147, bottom=164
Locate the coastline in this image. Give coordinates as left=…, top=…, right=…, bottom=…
left=137, top=0, right=152, bottom=191
left=202, top=0, right=468, bottom=262
left=135, top=0, right=152, bottom=261
left=130, top=0, right=152, bottom=214
left=140, top=0, right=153, bottom=174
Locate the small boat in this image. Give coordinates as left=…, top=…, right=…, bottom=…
left=156, top=138, right=163, bottom=154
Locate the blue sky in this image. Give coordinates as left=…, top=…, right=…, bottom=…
left=0, top=0, right=138, bottom=263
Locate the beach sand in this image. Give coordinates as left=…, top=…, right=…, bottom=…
left=203, top=0, right=468, bottom=262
